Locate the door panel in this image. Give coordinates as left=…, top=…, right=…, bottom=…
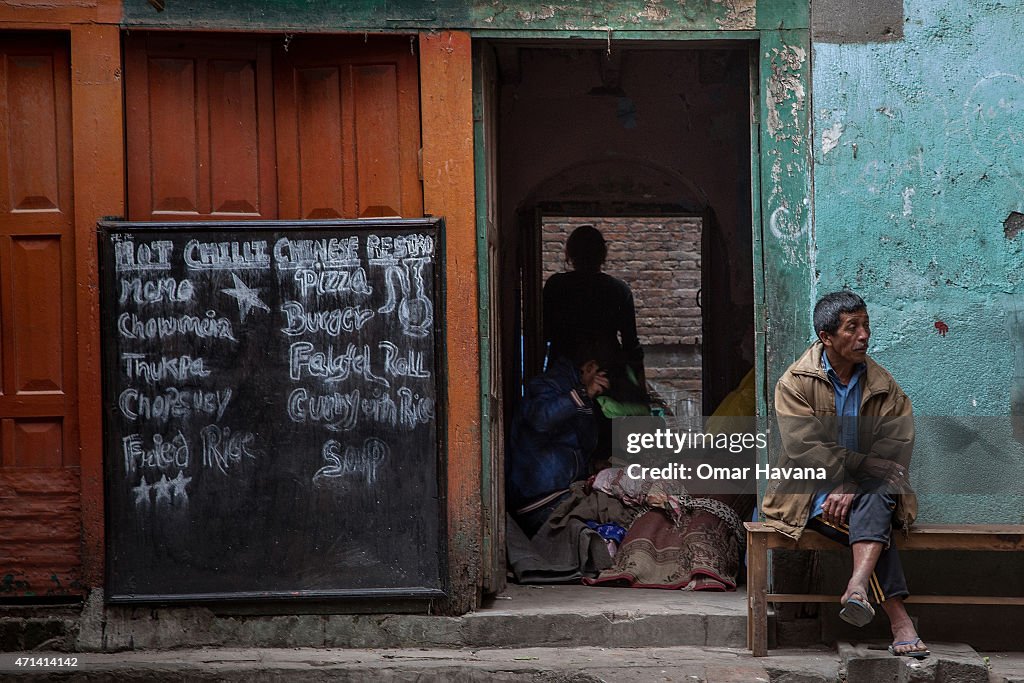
left=125, top=35, right=277, bottom=220
left=11, top=419, right=64, bottom=468
left=6, top=54, right=62, bottom=213
left=11, top=237, right=65, bottom=394
left=0, top=33, right=81, bottom=597
left=209, top=59, right=263, bottom=214
left=290, top=64, right=350, bottom=218
left=275, top=36, right=422, bottom=219
left=127, top=34, right=422, bottom=223
left=148, top=57, right=200, bottom=213
left=352, top=64, right=404, bottom=216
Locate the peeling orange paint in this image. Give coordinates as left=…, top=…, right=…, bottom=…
left=419, top=31, right=482, bottom=614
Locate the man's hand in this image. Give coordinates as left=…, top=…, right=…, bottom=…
left=580, top=361, right=610, bottom=398
left=860, top=456, right=908, bottom=488
left=821, top=481, right=859, bottom=527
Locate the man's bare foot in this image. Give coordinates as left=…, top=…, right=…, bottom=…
left=890, top=619, right=929, bottom=656
left=838, top=584, right=875, bottom=627
left=840, top=583, right=869, bottom=606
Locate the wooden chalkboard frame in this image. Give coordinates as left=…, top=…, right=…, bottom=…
left=98, top=218, right=448, bottom=603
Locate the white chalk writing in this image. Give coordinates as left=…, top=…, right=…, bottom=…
left=361, top=390, right=398, bottom=428
left=274, top=236, right=361, bottom=270
left=287, top=387, right=361, bottom=431
left=280, top=300, right=374, bottom=337
left=286, top=386, right=427, bottom=431
left=201, top=424, right=259, bottom=475
left=119, top=276, right=194, bottom=305
left=122, top=353, right=211, bottom=384
left=379, top=341, right=430, bottom=378
left=118, top=311, right=237, bottom=342
left=313, top=437, right=388, bottom=486
left=288, top=341, right=388, bottom=386
left=366, top=233, right=434, bottom=265
left=294, top=268, right=372, bottom=297
left=123, top=431, right=189, bottom=473
left=118, top=387, right=232, bottom=422
left=114, top=237, right=173, bottom=273
left=183, top=239, right=269, bottom=270
left=398, top=386, right=434, bottom=428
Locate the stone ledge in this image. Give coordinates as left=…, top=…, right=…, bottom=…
left=838, top=641, right=989, bottom=683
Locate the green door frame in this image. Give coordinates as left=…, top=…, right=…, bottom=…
left=471, top=1, right=813, bottom=591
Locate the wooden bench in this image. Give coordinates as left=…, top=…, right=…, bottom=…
left=745, top=521, right=1024, bottom=656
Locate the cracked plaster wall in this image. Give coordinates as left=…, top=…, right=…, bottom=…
left=811, top=0, right=1024, bottom=522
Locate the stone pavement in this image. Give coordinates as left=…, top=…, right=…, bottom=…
left=2, top=644, right=1022, bottom=682
left=0, top=645, right=837, bottom=682
left=3, top=585, right=1023, bottom=681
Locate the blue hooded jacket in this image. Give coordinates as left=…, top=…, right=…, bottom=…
left=506, top=357, right=599, bottom=514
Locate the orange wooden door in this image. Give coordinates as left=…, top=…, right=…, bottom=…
left=274, top=35, right=422, bottom=219
left=0, top=34, right=82, bottom=597
left=124, top=34, right=278, bottom=221
left=126, top=33, right=422, bottom=222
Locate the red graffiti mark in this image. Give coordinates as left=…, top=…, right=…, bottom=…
left=934, top=321, right=949, bottom=337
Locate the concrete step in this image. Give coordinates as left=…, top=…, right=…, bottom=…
left=463, top=584, right=750, bottom=649
left=0, top=645, right=842, bottom=682
left=839, top=641, right=990, bottom=683
left=69, top=585, right=755, bottom=651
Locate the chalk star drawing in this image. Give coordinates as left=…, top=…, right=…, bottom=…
left=169, top=471, right=192, bottom=503
left=221, top=273, right=270, bottom=323
left=153, top=474, right=173, bottom=504
left=132, top=477, right=152, bottom=507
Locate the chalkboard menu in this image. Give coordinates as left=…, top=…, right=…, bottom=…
left=99, top=219, right=446, bottom=602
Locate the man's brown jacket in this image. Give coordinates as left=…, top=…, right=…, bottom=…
left=761, top=341, right=917, bottom=540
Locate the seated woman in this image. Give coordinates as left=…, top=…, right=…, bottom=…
left=506, top=338, right=612, bottom=537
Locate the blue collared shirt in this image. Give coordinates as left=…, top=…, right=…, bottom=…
left=811, top=349, right=866, bottom=517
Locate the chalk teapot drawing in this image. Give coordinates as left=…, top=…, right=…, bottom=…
left=378, top=257, right=433, bottom=338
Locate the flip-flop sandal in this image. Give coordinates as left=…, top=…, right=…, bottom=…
left=888, top=638, right=930, bottom=659
left=839, top=591, right=875, bottom=627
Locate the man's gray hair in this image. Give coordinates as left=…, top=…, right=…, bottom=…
left=813, top=290, right=867, bottom=335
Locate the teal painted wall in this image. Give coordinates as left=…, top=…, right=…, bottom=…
left=811, top=0, right=1024, bottom=522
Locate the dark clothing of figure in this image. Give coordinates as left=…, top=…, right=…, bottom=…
left=806, top=478, right=909, bottom=601
left=543, top=271, right=643, bottom=373
left=507, top=357, right=599, bottom=536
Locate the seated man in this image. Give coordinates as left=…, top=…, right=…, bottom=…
left=762, top=290, right=929, bottom=659
left=506, top=339, right=611, bottom=537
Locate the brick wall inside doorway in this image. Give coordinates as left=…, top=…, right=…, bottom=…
left=541, top=216, right=702, bottom=411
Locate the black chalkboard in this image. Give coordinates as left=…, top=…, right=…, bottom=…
left=99, top=219, right=446, bottom=602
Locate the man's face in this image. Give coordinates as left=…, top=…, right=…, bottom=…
left=820, top=309, right=870, bottom=366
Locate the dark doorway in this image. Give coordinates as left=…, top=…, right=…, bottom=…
left=492, top=45, right=754, bottom=414
left=478, top=43, right=757, bottom=592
